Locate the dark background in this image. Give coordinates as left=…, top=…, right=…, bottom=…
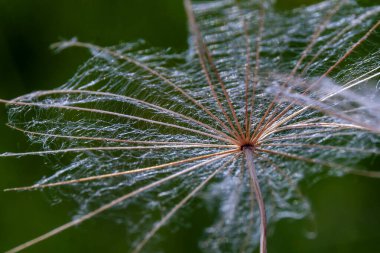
left=0, top=0, right=380, bottom=252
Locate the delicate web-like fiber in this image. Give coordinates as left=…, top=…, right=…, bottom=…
left=1, top=0, right=380, bottom=252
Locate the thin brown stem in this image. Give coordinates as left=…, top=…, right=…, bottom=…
left=239, top=171, right=256, bottom=253
left=243, top=147, right=267, bottom=253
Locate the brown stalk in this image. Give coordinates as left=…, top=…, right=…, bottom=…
left=243, top=146, right=267, bottom=253
left=239, top=166, right=256, bottom=253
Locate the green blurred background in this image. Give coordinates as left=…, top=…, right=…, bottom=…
left=0, top=0, right=379, bottom=252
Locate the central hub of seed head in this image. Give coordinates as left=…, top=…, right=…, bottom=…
left=240, top=143, right=254, bottom=151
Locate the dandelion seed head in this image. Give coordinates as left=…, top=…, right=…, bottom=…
left=2, top=0, right=380, bottom=252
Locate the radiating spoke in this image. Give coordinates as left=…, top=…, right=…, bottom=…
left=0, top=144, right=237, bottom=158
left=244, top=21, right=252, bottom=139
left=8, top=125, right=231, bottom=146
left=4, top=153, right=234, bottom=253
left=260, top=129, right=357, bottom=143
left=247, top=1, right=265, bottom=140
left=0, top=99, right=232, bottom=143
left=251, top=1, right=343, bottom=142
left=261, top=68, right=380, bottom=136
left=292, top=1, right=344, bottom=78
left=51, top=40, right=236, bottom=141
left=192, top=44, right=241, bottom=140
left=259, top=122, right=365, bottom=141
left=320, top=70, right=380, bottom=102
left=4, top=149, right=238, bottom=191
left=273, top=94, right=378, bottom=133
left=310, top=20, right=380, bottom=89
left=257, top=148, right=380, bottom=178
left=261, top=142, right=380, bottom=154
left=266, top=21, right=380, bottom=132
left=254, top=16, right=380, bottom=141
left=301, top=6, right=380, bottom=75
left=12, top=89, right=236, bottom=142
left=132, top=154, right=239, bottom=253
left=183, top=0, right=245, bottom=141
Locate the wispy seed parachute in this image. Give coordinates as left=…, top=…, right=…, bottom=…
left=1, top=0, right=380, bottom=252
